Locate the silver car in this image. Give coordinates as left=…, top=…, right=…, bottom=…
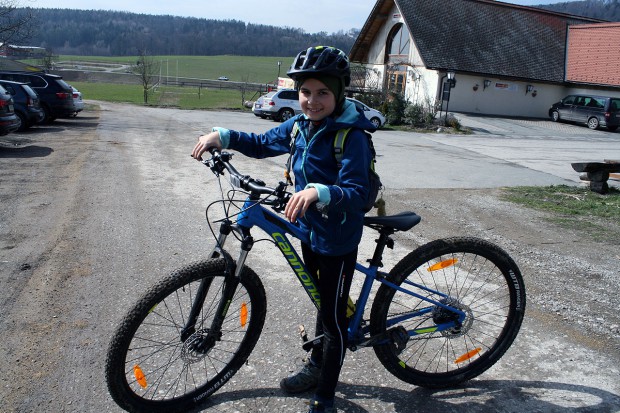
left=260, top=89, right=301, bottom=122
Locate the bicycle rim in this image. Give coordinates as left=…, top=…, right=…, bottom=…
left=106, top=260, right=266, bottom=412
left=371, top=237, right=525, bottom=388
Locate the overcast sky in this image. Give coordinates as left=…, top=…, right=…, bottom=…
left=25, top=0, right=574, bottom=34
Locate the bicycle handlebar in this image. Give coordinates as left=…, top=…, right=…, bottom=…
left=203, top=148, right=291, bottom=207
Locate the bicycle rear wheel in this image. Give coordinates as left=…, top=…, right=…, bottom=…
left=370, top=237, right=525, bottom=388
left=105, top=259, right=267, bottom=413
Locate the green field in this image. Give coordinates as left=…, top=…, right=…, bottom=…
left=56, top=55, right=295, bottom=83
left=70, top=81, right=248, bottom=110
left=41, top=55, right=294, bottom=110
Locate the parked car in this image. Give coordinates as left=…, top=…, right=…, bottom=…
left=252, top=94, right=267, bottom=118
left=549, top=94, right=620, bottom=131
left=0, top=71, right=75, bottom=123
left=260, top=89, right=301, bottom=121
left=0, top=80, right=45, bottom=131
left=347, top=98, right=386, bottom=128
left=69, top=85, right=84, bottom=116
left=0, top=84, right=19, bottom=136
left=218, top=76, right=229, bottom=81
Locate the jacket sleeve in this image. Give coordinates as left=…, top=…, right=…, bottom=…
left=328, top=128, right=373, bottom=212
left=224, top=117, right=297, bottom=159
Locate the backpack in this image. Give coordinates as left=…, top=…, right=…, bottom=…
left=286, top=123, right=383, bottom=213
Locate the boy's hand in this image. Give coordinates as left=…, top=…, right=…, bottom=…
left=284, top=188, right=319, bottom=223
left=192, top=131, right=222, bottom=160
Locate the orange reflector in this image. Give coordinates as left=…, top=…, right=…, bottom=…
left=240, top=302, right=248, bottom=328
left=427, top=258, right=458, bottom=272
left=134, top=365, right=147, bottom=388
left=454, top=347, right=482, bottom=364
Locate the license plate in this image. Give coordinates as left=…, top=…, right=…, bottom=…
left=9, top=105, right=13, bottom=111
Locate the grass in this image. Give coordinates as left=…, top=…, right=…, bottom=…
left=48, top=55, right=294, bottom=84
left=501, top=185, right=620, bottom=244
left=69, top=82, right=248, bottom=110
left=38, top=54, right=291, bottom=110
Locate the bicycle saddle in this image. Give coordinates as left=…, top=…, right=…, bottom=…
left=364, top=211, right=421, bottom=232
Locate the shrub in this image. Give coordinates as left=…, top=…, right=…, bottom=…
left=386, top=92, right=407, bottom=125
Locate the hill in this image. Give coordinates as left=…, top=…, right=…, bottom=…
left=19, top=8, right=358, bottom=57
left=536, top=0, right=620, bottom=21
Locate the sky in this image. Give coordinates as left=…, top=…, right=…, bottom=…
left=23, top=0, right=575, bottom=34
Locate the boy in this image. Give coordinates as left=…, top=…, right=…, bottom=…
left=192, top=46, right=377, bottom=413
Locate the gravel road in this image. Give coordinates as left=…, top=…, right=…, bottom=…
left=1, top=103, right=619, bottom=412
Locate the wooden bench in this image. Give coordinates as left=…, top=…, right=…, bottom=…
left=571, top=160, right=620, bottom=194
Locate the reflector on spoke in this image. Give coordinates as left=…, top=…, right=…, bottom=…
left=240, top=302, right=248, bottom=328
left=454, top=347, right=481, bottom=364
left=134, top=365, right=147, bottom=388
left=427, top=258, right=458, bottom=272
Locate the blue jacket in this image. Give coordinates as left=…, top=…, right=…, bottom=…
left=216, top=99, right=376, bottom=255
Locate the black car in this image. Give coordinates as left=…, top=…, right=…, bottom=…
left=0, top=80, right=45, bottom=131
left=549, top=94, right=620, bottom=131
left=0, top=71, right=75, bottom=123
left=0, top=84, right=19, bottom=136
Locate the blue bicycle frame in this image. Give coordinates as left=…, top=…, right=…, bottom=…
left=213, top=193, right=467, bottom=350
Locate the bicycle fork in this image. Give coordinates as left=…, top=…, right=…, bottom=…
left=180, top=220, right=251, bottom=354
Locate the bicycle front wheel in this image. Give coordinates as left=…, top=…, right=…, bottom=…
left=370, top=237, right=525, bottom=388
left=105, top=259, right=267, bottom=413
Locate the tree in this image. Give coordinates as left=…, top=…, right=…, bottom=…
left=0, top=1, right=33, bottom=44
left=133, top=50, right=159, bottom=104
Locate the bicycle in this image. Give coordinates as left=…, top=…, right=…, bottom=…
left=105, top=149, right=526, bottom=413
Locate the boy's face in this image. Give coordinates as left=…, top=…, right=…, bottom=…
left=299, top=78, right=337, bottom=122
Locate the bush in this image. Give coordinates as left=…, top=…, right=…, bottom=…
left=403, top=97, right=439, bottom=127
left=386, top=92, right=407, bottom=125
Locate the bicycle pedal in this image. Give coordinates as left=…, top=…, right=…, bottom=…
left=390, top=326, right=409, bottom=354
left=302, top=334, right=323, bottom=352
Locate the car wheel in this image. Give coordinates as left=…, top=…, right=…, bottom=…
left=15, top=112, right=28, bottom=132
left=587, top=117, right=599, bottom=130
left=370, top=117, right=382, bottom=129
left=551, top=110, right=560, bottom=122
left=278, top=108, right=294, bottom=122
left=41, top=105, right=54, bottom=124
left=607, top=125, right=618, bottom=132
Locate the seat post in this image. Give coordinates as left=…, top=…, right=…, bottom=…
left=368, top=228, right=394, bottom=268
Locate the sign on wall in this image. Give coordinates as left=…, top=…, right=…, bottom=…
left=494, top=82, right=519, bottom=92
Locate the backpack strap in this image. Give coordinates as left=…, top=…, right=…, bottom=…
left=284, top=122, right=300, bottom=185
left=333, top=127, right=352, bottom=169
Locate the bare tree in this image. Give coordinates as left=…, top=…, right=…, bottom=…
left=133, top=49, right=159, bottom=104
left=0, top=1, right=34, bottom=44
left=39, top=48, right=55, bottom=71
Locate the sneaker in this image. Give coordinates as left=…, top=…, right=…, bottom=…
left=307, top=399, right=337, bottom=413
left=279, top=362, right=320, bottom=394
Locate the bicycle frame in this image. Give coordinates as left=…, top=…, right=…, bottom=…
left=204, top=193, right=467, bottom=350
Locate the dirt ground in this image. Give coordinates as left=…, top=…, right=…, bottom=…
left=0, top=103, right=618, bottom=412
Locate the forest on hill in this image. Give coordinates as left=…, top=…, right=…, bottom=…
left=17, top=8, right=357, bottom=57
left=537, top=0, right=620, bottom=20
left=12, top=1, right=620, bottom=57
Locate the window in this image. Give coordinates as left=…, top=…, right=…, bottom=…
left=2, top=84, right=15, bottom=95
left=563, top=96, right=575, bottom=105
left=279, top=90, right=298, bottom=100
left=610, top=99, right=620, bottom=113
left=386, top=23, right=410, bottom=59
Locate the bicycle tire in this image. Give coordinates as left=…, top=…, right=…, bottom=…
left=370, top=237, right=525, bottom=388
left=105, top=259, right=267, bottom=413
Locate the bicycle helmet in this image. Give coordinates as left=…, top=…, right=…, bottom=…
left=287, top=46, right=351, bottom=87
